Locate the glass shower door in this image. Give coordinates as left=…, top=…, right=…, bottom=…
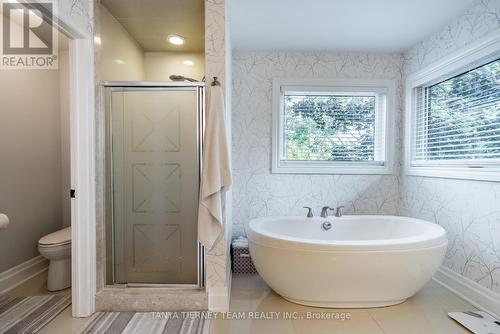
left=110, top=88, right=200, bottom=285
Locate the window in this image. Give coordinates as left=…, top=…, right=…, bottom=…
left=272, top=78, right=395, bottom=174
left=406, top=34, right=500, bottom=181
left=414, top=59, right=500, bottom=163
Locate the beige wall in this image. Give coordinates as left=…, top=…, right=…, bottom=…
left=96, top=4, right=206, bottom=83
left=144, top=52, right=205, bottom=81
left=96, top=4, right=145, bottom=81
left=0, top=64, right=68, bottom=272
left=59, top=50, right=71, bottom=227
left=0, top=29, right=70, bottom=271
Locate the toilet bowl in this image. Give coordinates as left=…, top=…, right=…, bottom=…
left=38, top=227, right=71, bottom=291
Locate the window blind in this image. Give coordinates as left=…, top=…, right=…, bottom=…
left=282, top=92, right=383, bottom=162
left=412, top=58, right=500, bottom=164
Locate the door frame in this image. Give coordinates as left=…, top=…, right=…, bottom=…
left=101, top=82, right=206, bottom=288
left=52, top=11, right=96, bottom=318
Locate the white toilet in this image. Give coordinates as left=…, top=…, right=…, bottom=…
left=38, top=227, right=71, bottom=291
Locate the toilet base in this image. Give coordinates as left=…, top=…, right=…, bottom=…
left=47, top=258, right=71, bottom=291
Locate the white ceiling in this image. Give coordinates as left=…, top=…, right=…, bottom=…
left=229, top=0, right=476, bottom=52
left=101, top=0, right=204, bottom=52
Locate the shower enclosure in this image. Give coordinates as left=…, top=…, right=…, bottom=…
left=103, top=82, right=204, bottom=287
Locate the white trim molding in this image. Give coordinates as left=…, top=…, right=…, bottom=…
left=0, top=256, right=48, bottom=295
left=433, top=266, right=500, bottom=319
left=272, top=77, right=396, bottom=175
left=69, top=37, right=96, bottom=318
left=404, top=29, right=500, bottom=182
left=14, top=6, right=96, bottom=317
left=52, top=12, right=96, bottom=318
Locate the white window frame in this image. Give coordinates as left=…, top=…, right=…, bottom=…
left=405, top=30, right=500, bottom=182
left=272, top=78, right=395, bottom=174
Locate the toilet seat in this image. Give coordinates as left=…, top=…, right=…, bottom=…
left=39, top=227, right=71, bottom=246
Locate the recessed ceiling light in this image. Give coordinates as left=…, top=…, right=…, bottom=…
left=94, top=36, right=102, bottom=45
left=183, top=60, right=194, bottom=66
left=115, top=59, right=126, bottom=65
left=167, top=34, right=185, bottom=46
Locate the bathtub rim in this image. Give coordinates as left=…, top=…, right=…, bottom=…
left=247, top=215, right=448, bottom=252
left=249, top=238, right=449, bottom=253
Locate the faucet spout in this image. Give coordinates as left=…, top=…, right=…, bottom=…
left=320, top=206, right=333, bottom=218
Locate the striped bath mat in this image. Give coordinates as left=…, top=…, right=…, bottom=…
left=79, top=311, right=210, bottom=334
left=0, top=294, right=71, bottom=333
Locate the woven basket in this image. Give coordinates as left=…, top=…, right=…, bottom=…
left=231, top=240, right=257, bottom=274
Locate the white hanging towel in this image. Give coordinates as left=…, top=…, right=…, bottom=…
left=198, top=85, right=232, bottom=250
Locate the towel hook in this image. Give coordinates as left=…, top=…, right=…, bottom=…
left=211, top=76, right=221, bottom=86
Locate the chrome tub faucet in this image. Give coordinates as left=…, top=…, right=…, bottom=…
left=321, top=206, right=345, bottom=218
left=320, top=206, right=333, bottom=218
left=303, top=207, right=314, bottom=218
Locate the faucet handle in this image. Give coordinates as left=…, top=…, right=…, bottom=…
left=335, top=206, right=345, bottom=217
left=303, top=207, right=314, bottom=218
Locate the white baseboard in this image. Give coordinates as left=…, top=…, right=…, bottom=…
left=433, top=265, right=500, bottom=319
left=0, top=255, right=48, bottom=294
left=208, top=286, right=230, bottom=312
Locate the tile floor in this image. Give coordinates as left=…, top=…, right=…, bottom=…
left=4, top=272, right=475, bottom=333
left=210, top=274, right=475, bottom=334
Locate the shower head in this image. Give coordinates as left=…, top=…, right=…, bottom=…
left=169, top=75, right=198, bottom=82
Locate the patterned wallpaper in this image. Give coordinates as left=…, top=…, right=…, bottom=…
left=59, top=0, right=92, bottom=35
left=205, top=0, right=231, bottom=291
left=231, top=0, right=500, bottom=295
left=401, top=0, right=500, bottom=293
left=404, top=0, right=500, bottom=74
left=231, top=52, right=404, bottom=237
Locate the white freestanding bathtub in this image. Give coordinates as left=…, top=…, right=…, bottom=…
left=247, top=215, right=447, bottom=308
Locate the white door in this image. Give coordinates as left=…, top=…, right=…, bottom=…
left=111, top=88, right=199, bottom=284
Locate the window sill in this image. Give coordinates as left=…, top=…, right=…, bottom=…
left=272, top=162, right=393, bottom=175
left=405, top=166, right=500, bottom=182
